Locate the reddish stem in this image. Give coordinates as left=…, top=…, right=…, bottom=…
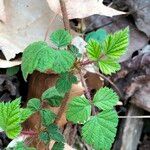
left=21, top=130, right=37, bottom=136
left=81, top=60, right=95, bottom=66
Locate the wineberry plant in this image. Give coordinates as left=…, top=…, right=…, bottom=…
left=0, top=27, right=129, bottom=150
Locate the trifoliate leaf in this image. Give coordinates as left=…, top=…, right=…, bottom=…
left=50, top=29, right=72, bottom=47
left=93, top=87, right=119, bottom=110
left=86, top=39, right=101, bottom=61
left=42, top=87, right=65, bottom=107
left=20, top=108, right=33, bottom=123
left=86, top=29, right=107, bottom=42
left=103, top=27, right=129, bottom=59
left=27, top=98, right=41, bottom=112
left=21, top=41, right=56, bottom=80
left=98, top=59, right=121, bottom=75
left=0, top=98, right=22, bottom=139
left=51, top=50, right=75, bottom=74
left=56, top=72, right=77, bottom=94
left=82, top=110, right=119, bottom=150
left=52, top=142, right=64, bottom=150
left=40, top=109, right=56, bottom=126
left=39, top=131, right=50, bottom=144
left=47, top=124, right=65, bottom=143
left=6, top=66, right=19, bottom=76
left=66, top=97, right=91, bottom=124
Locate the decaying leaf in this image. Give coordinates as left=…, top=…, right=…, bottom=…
left=47, top=0, right=126, bottom=19
left=0, top=0, right=6, bottom=22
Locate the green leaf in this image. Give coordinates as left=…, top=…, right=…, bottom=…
left=27, top=98, right=41, bottom=112
left=103, top=27, right=129, bottom=59
left=40, top=109, right=56, bottom=126
left=42, top=87, right=65, bottom=107
left=47, top=124, right=65, bottom=143
left=52, top=142, right=64, bottom=150
left=51, top=50, right=75, bottom=74
left=56, top=72, right=77, bottom=94
left=85, top=29, right=107, bottom=42
left=86, top=39, right=101, bottom=61
left=21, top=41, right=56, bottom=80
left=93, top=87, right=119, bottom=110
left=0, top=98, right=22, bottom=139
left=6, top=66, right=19, bottom=76
left=14, top=141, right=36, bottom=150
left=82, top=110, right=119, bottom=150
left=98, top=59, right=121, bottom=75
left=70, top=45, right=82, bottom=58
left=66, top=97, right=91, bottom=124
left=50, top=29, right=72, bottom=47
left=20, top=108, right=33, bottom=123
left=39, top=131, right=50, bottom=144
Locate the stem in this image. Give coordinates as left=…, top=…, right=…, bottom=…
left=81, top=60, right=95, bottom=66
left=59, top=0, right=70, bottom=31
left=21, top=130, right=37, bottom=136
left=119, top=116, right=150, bottom=119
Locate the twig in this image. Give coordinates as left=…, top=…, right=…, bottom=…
left=119, top=116, right=150, bottom=119
left=59, top=0, right=70, bottom=31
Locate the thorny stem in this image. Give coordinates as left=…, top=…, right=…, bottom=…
left=59, top=0, right=70, bottom=31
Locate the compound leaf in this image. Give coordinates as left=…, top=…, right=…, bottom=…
left=42, top=87, right=65, bottom=107
left=86, top=39, right=101, bottom=61
left=56, top=72, right=77, bottom=94
left=98, top=59, right=121, bottom=75
left=27, top=98, right=41, bottom=112
left=93, top=87, right=119, bottom=110
left=40, top=109, right=56, bottom=126
left=0, top=98, right=22, bottom=139
left=66, top=97, right=91, bottom=124
left=52, top=142, right=64, bottom=150
left=82, top=110, right=118, bottom=150
left=50, top=29, right=72, bottom=47
left=47, top=124, right=65, bottom=143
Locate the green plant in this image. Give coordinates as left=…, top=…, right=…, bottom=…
left=0, top=27, right=129, bottom=150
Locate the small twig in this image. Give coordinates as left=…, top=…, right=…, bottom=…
left=59, top=0, right=70, bottom=31
left=119, top=116, right=150, bottom=119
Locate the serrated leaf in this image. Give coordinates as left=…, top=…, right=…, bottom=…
left=52, top=142, right=64, bottom=150
left=98, top=59, right=121, bottom=75
left=20, top=108, right=33, bottom=123
left=56, top=72, right=77, bottom=94
left=40, top=109, right=56, bottom=126
left=86, top=39, right=101, bottom=61
left=51, top=50, right=75, bottom=74
left=15, top=141, right=36, bottom=150
left=47, top=124, right=65, bottom=143
left=27, top=98, right=41, bottom=112
left=93, top=87, right=119, bottom=110
left=6, top=66, right=19, bottom=76
left=82, top=110, right=119, bottom=150
left=66, top=97, right=91, bottom=124
left=0, top=98, right=22, bottom=139
left=86, top=29, right=107, bottom=42
left=42, top=87, right=65, bottom=107
left=50, top=29, right=72, bottom=47
left=103, top=27, right=129, bottom=59
left=39, top=131, right=50, bottom=144
left=21, top=41, right=56, bottom=80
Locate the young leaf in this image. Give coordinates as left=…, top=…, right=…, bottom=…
left=51, top=50, right=75, bottom=74
left=6, top=66, right=19, bottom=76
left=52, top=142, right=64, bottom=150
left=40, top=109, right=56, bottom=126
left=20, top=108, right=33, bottom=123
left=50, top=29, right=72, bottom=47
left=93, top=87, right=119, bottom=110
left=66, top=97, right=91, bottom=124
left=0, top=98, right=22, bottom=139
left=39, top=131, right=50, bottom=144
left=56, top=72, right=77, bottom=94
left=98, top=59, right=121, bottom=75
left=86, top=29, right=107, bottom=42
left=21, top=41, right=56, bottom=80
left=103, top=27, right=129, bottom=59
left=47, top=124, right=65, bottom=143
left=82, top=110, right=118, bottom=150
left=27, top=98, right=41, bottom=112
left=86, top=39, right=101, bottom=61
left=42, top=87, right=65, bottom=107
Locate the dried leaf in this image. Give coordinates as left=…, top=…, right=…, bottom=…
left=47, top=0, right=125, bottom=19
